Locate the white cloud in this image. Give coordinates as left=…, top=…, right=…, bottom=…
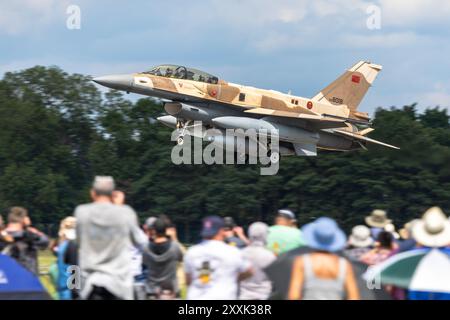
left=252, top=32, right=302, bottom=52
left=206, top=0, right=309, bottom=27
left=418, top=83, right=450, bottom=108
left=312, top=0, right=369, bottom=17
left=379, top=0, right=450, bottom=26
left=341, top=31, right=419, bottom=48
left=420, top=92, right=450, bottom=108
left=0, top=0, right=70, bottom=35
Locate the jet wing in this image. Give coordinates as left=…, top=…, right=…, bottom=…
left=244, top=108, right=347, bottom=128
left=328, top=129, right=400, bottom=150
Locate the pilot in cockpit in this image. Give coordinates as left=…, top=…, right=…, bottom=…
left=165, top=68, right=173, bottom=77
left=176, top=69, right=186, bottom=79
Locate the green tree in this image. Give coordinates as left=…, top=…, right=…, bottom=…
left=1, top=66, right=449, bottom=241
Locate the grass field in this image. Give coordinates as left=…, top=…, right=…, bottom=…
left=37, top=249, right=187, bottom=300
left=38, top=250, right=57, bottom=299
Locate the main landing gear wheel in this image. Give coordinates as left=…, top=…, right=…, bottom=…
left=270, top=151, right=280, bottom=163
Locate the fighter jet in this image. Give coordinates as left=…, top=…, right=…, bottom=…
left=93, top=61, right=398, bottom=157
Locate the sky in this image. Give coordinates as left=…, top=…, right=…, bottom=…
left=1, top=0, right=450, bottom=115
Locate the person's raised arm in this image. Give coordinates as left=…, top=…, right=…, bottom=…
left=233, top=226, right=250, bottom=245
left=129, top=209, right=148, bottom=251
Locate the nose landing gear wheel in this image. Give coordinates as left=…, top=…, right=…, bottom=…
left=177, top=136, right=184, bottom=146
left=175, top=119, right=192, bottom=146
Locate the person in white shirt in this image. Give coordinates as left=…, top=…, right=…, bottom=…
left=184, top=215, right=253, bottom=300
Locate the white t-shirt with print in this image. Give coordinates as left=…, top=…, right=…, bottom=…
left=184, top=240, right=251, bottom=300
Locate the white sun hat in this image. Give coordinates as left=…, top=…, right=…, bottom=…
left=412, top=207, right=450, bottom=248
left=348, top=225, right=374, bottom=248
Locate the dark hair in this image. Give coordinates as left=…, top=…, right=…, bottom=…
left=377, top=231, right=394, bottom=249
left=224, top=216, right=235, bottom=230
left=154, top=218, right=167, bottom=237
left=158, top=214, right=173, bottom=228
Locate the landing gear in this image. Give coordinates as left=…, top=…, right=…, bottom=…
left=177, top=136, right=184, bottom=146
left=175, top=120, right=192, bottom=146
left=270, top=151, right=280, bottom=163
left=267, top=141, right=280, bottom=163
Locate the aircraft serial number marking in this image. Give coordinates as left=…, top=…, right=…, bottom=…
left=331, top=97, right=344, bottom=104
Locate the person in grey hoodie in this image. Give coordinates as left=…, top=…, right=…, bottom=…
left=75, top=176, right=148, bottom=300
left=142, top=217, right=183, bottom=299
left=239, top=222, right=276, bottom=300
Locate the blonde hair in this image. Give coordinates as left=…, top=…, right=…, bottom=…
left=58, top=216, right=77, bottom=240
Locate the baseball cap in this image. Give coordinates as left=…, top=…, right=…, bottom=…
left=201, top=215, right=225, bottom=238
left=277, top=209, right=296, bottom=220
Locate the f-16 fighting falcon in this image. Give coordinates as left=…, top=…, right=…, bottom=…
left=93, top=61, right=398, bottom=157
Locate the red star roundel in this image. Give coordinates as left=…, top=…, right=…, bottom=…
left=307, top=101, right=313, bottom=109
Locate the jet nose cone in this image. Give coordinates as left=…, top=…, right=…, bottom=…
left=92, top=74, right=134, bottom=91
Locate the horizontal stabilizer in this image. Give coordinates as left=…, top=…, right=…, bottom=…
left=358, top=127, right=374, bottom=136
left=331, top=129, right=400, bottom=150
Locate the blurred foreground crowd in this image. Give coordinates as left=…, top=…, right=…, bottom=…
left=1, top=176, right=450, bottom=300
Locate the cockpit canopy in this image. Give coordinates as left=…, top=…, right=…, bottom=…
left=143, top=64, right=219, bottom=84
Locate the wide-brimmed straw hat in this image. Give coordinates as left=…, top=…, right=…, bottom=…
left=412, top=207, right=450, bottom=248
left=365, top=209, right=392, bottom=228
left=348, top=225, right=374, bottom=248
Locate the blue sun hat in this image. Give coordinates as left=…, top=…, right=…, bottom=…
left=302, top=217, right=347, bottom=252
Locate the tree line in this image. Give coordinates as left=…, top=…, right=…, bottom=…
left=0, top=66, right=449, bottom=242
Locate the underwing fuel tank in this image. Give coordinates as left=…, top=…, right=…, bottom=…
left=157, top=115, right=177, bottom=128
left=206, top=133, right=294, bottom=156
left=212, top=116, right=319, bottom=144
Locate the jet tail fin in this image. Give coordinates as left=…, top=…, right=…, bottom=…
left=312, top=61, right=382, bottom=121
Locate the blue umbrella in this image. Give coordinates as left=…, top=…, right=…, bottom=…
left=0, top=254, right=50, bottom=300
